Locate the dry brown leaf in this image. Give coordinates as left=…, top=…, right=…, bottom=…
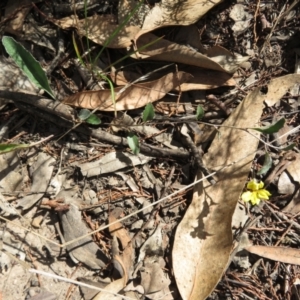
left=63, top=71, right=191, bottom=111
left=141, top=0, right=222, bottom=31
left=282, top=153, right=300, bottom=214
left=54, top=4, right=243, bottom=75
left=113, top=67, right=235, bottom=91
left=172, top=74, right=300, bottom=300
left=93, top=278, right=125, bottom=300
left=141, top=259, right=171, bottom=298
left=153, top=100, right=186, bottom=115
left=109, top=208, right=134, bottom=285
left=54, top=14, right=140, bottom=48
left=245, top=245, right=300, bottom=265
left=281, top=153, right=300, bottom=183
left=177, top=66, right=236, bottom=91
left=283, top=189, right=300, bottom=215
left=4, top=0, right=31, bottom=32
left=206, top=46, right=250, bottom=74
left=111, top=69, right=139, bottom=86
left=172, top=25, right=206, bottom=53
left=135, top=33, right=228, bottom=73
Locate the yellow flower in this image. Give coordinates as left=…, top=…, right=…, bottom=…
left=241, top=179, right=271, bottom=205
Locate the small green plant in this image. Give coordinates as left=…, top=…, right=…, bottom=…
left=0, top=143, right=32, bottom=154
left=142, top=103, right=155, bottom=122
left=127, top=133, right=140, bottom=155
left=252, top=118, right=292, bottom=175
left=78, top=109, right=101, bottom=125
left=73, top=0, right=162, bottom=155
left=196, top=105, right=205, bottom=120
left=251, top=118, right=285, bottom=134
left=0, top=135, right=53, bottom=155
left=2, top=36, right=55, bottom=99
left=257, top=152, right=272, bottom=175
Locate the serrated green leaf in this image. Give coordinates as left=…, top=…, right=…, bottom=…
left=2, top=36, right=55, bottom=99
left=0, top=144, right=29, bottom=154
left=252, top=118, right=285, bottom=134
left=257, top=152, right=272, bottom=175
left=142, top=103, right=155, bottom=122
left=127, top=133, right=140, bottom=155
left=196, top=105, right=205, bottom=120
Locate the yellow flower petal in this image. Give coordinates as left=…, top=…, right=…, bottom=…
left=250, top=191, right=261, bottom=205
left=258, top=181, right=264, bottom=189
left=257, top=189, right=271, bottom=200
left=242, top=180, right=271, bottom=205
left=247, top=179, right=264, bottom=191
left=241, top=191, right=252, bottom=202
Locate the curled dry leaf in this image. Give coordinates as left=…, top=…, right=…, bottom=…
left=63, top=71, right=191, bottom=111
left=177, top=66, right=236, bottom=91
left=17, top=152, right=55, bottom=210
left=60, top=204, right=109, bottom=269
left=114, top=66, right=235, bottom=91
left=93, top=278, right=125, bottom=300
left=54, top=14, right=140, bottom=48
left=134, top=34, right=247, bottom=73
left=141, top=0, right=222, bottom=31
left=5, top=0, right=31, bottom=32
left=75, top=151, right=152, bottom=178
left=283, top=189, right=300, bottom=215
left=109, top=208, right=134, bottom=285
left=245, top=245, right=300, bottom=265
left=206, top=46, right=250, bottom=74
left=0, top=151, right=23, bottom=195
left=55, top=0, right=222, bottom=50
left=172, top=74, right=300, bottom=300
left=53, top=1, right=244, bottom=75
left=135, top=33, right=228, bottom=73
left=282, top=153, right=300, bottom=214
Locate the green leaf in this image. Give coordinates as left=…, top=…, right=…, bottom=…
left=0, top=144, right=29, bottom=154
left=257, top=152, right=272, bottom=175
left=142, top=103, right=155, bottom=122
left=196, top=105, right=205, bottom=120
left=78, top=109, right=92, bottom=120
left=127, top=133, right=140, bottom=155
left=252, top=118, right=285, bottom=134
left=2, top=36, right=55, bottom=99
left=78, top=109, right=101, bottom=125
left=86, top=114, right=101, bottom=125
left=279, top=143, right=295, bottom=151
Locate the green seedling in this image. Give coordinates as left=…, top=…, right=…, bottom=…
left=143, top=103, right=155, bottom=122
left=78, top=109, right=101, bottom=125
left=252, top=118, right=285, bottom=134
left=127, top=133, right=140, bottom=155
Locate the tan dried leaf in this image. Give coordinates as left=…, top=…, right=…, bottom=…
left=5, top=0, right=31, bottom=32
left=141, top=0, right=222, bottom=31
left=172, top=74, right=300, bottom=300
left=113, top=67, right=235, bottom=91
left=135, top=33, right=228, bottom=72
left=63, top=71, right=191, bottom=111
left=109, top=208, right=134, bottom=285
left=54, top=14, right=140, bottom=48
left=245, top=245, right=300, bottom=265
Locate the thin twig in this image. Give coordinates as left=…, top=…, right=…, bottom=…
left=253, top=0, right=261, bottom=47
